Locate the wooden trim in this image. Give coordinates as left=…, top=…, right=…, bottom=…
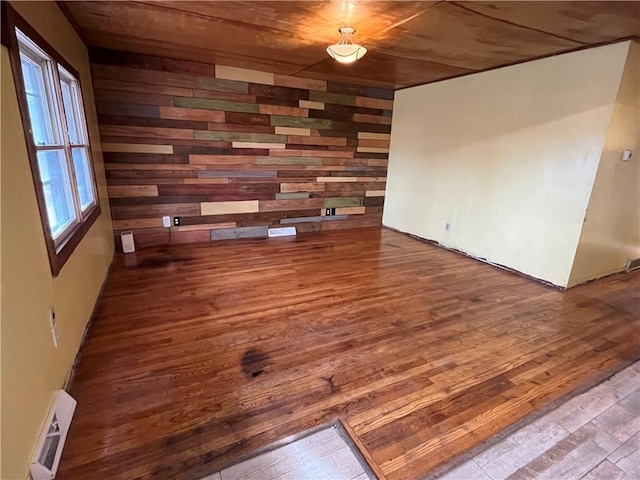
left=2, top=1, right=102, bottom=276
left=336, top=419, right=386, bottom=480
left=194, top=419, right=382, bottom=480
left=53, top=205, right=102, bottom=275
left=198, top=421, right=338, bottom=475
left=1, top=2, right=80, bottom=78
left=2, top=1, right=58, bottom=272
left=63, top=255, right=114, bottom=389
left=398, top=37, right=640, bottom=91
left=55, top=1, right=90, bottom=46
left=449, top=1, right=587, bottom=45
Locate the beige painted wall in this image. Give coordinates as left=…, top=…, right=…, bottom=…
left=383, top=42, right=631, bottom=287
left=1, top=2, right=114, bottom=478
left=568, top=42, right=640, bottom=287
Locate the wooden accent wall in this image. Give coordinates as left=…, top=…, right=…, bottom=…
left=91, top=49, right=393, bottom=248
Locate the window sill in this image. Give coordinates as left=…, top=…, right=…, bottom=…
left=49, top=205, right=101, bottom=276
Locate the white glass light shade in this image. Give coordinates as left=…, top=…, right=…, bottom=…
left=326, top=44, right=367, bottom=64
left=326, top=26, right=367, bottom=64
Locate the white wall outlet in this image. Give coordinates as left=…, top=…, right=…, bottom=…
left=622, top=149, right=633, bottom=162
left=162, top=216, right=171, bottom=228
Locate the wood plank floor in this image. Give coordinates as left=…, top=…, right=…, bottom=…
left=435, top=362, right=640, bottom=480
left=57, top=227, right=640, bottom=480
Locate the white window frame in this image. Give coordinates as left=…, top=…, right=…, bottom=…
left=16, top=28, right=98, bottom=250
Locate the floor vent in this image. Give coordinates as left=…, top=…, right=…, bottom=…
left=30, top=390, right=77, bottom=480
left=625, top=258, right=640, bottom=272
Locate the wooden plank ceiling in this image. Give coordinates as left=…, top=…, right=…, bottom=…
left=59, top=1, right=640, bottom=88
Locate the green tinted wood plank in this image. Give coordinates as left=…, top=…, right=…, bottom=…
left=275, top=192, right=311, bottom=200
left=309, top=91, right=356, bottom=106
left=256, top=157, right=322, bottom=166
left=323, top=197, right=364, bottom=208
left=270, top=115, right=333, bottom=130
left=210, top=225, right=268, bottom=240
left=194, top=130, right=287, bottom=143
left=174, top=96, right=258, bottom=113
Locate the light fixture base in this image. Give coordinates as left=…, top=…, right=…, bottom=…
left=327, top=25, right=367, bottom=64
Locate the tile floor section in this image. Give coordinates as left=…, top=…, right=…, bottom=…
left=201, top=424, right=373, bottom=480
left=436, top=362, right=640, bottom=480
left=199, top=362, right=638, bottom=480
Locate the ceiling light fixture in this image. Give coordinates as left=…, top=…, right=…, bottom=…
left=326, top=26, right=367, bottom=64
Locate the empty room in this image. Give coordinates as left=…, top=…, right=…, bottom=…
left=1, top=1, right=639, bottom=480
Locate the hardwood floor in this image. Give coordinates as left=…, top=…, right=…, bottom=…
left=57, top=227, right=640, bottom=480
left=435, top=362, right=640, bottom=480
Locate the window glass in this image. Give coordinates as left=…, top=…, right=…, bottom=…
left=37, top=149, right=77, bottom=237
left=71, top=147, right=95, bottom=209
left=60, top=80, right=80, bottom=144
left=20, top=54, right=55, bottom=146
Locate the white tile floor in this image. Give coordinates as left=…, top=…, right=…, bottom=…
left=436, top=362, right=640, bottom=480
left=198, top=363, right=639, bottom=480
left=201, top=424, right=374, bottom=480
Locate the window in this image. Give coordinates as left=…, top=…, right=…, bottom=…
left=18, top=30, right=97, bottom=245
left=2, top=2, right=101, bottom=276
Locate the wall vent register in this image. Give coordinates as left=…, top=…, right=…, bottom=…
left=29, top=390, right=77, bottom=480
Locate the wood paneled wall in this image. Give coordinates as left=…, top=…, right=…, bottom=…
left=91, top=49, right=393, bottom=248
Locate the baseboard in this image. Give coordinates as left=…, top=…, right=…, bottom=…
left=626, top=257, right=640, bottom=272
left=566, top=266, right=631, bottom=289
left=63, top=257, right=115, bottom=390
left=382, top=225, right=565, bottom=290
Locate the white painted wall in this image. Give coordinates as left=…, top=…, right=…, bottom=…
left=568, top=42, right=640, bottom=287
left=383, top=42, right=631, bottom=287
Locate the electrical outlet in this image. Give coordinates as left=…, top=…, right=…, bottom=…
left=173, top=216, right=181, bottom=226
left=48, top=306, right=56, bottom=328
